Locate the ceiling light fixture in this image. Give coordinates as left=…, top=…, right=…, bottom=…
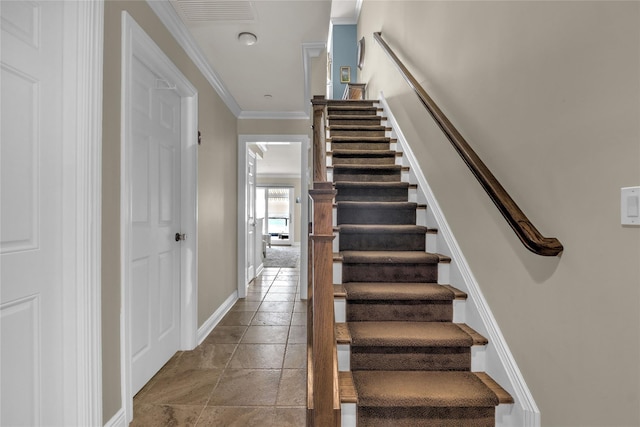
left=238, top=32, right=257, bottom=46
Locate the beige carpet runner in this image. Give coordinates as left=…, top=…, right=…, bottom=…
left=329, top=99, right=512, bottom=426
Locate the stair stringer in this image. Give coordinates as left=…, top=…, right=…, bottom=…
left=379, top=93, right=540, bottom=427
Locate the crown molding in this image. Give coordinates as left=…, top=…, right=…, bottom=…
left=146, top=0, right=242, bottom=117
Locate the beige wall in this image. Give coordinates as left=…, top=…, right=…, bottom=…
left=238, top=118, right=312, bottom=135
left=102, top=1, right=238, bottom=421
left=359, top=1, right=639, bottom=426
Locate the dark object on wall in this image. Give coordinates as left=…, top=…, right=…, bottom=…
left=357, top=36, right=365, bottom=69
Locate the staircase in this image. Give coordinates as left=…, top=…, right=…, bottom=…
left=326, top=99, right=514, bottom=426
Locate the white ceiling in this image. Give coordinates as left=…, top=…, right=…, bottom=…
left=159, top=0, right=360, bottom=172
left=256, top=143, right=302, bottom=177
left=164, top=0, right=360, bottom=118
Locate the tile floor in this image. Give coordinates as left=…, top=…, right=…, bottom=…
left=131, top=267, right=307, bottom=426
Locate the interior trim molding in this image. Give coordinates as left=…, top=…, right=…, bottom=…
left=379, top=92, right=540, bottom=427
left=61, top=1, right=104, bottom=425
left=197, top=291, right=239, bottom=345
left=103, top=408, right=126, bottom=427
left=146, top=0, right=242, bottom=117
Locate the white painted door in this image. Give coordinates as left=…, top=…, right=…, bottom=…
left=1, top=1, right=65, bottom=425
left=247, top=150, right=256, bottom=282
left=129, top=56, right=182, bottom=394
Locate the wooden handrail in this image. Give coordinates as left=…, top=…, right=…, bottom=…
left=373, top=32, right=563, bottom=256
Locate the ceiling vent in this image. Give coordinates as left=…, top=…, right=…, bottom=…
left=171, top=0, right=257, bottom=23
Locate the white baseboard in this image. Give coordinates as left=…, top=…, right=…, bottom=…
left=379, top=92, right=540, bottom=427
left=103, top=408, right=126, bottom=427
left=197, top=291, right=238, bottom=345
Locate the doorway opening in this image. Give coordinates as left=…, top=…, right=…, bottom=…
left=237, top=135, right=309, bottom=299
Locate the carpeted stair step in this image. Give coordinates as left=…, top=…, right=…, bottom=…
left=327, top=105, right=379, bottom=117
left=342, top=250, right=439, bottom=283
left=344, top=282, right=461, bottom=322
left=328, top=115, right=383, bottom=126
left=353, top=371, right=508, bottom=427
left=330, top=125, right=388, bottom=138
left=330, top=136, right=391, bottom=151
left=333, top=164, right=402, bottom=183
left=331, top=149, right=396, bottom=165
left=339, top=224, right=428, bottom=251
left=337, top=201, right=417, bottom=225
left=347, top=321, right=486, bottom=371
left=335, top=181, right=409, bottom=202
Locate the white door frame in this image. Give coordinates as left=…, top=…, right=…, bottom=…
left=120, top=12, right=198, bottom=423
left=63, top=1, right=104, bottom=424
left=237, top=135, right=309, bottom=299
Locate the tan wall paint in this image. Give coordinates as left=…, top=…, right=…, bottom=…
left=238, top=118, right=311, bottom=135
left=102, top=1, right=238, bottom=421
left=359, top=1, right=639, bottom=425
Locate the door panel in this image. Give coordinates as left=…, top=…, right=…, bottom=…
left=1, top=1, right=64, bottom=424
left=129, top=56, right=182, bottom=394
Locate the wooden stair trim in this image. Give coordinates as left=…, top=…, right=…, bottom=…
left=338, top=371, right=358, bottom=404
left=473, top=372, right=515, bottom=404
left=333, top=284, right=346, bottom=298
left=335, top=322, right=351, bottom=344
left=456, top=323, right=489, bottom=345
left=441, top=284, right=468, bottom=300
left=436, top=253, right=452, bottom=263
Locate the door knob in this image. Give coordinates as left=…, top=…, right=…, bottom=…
left=175, top=233, right=186, bottom=242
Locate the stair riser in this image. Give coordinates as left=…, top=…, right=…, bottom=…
left=351, top=347, right=471, bottom=371
left=327, top=109, right=378, bottom=116
left=330, top=118, right=382, bottom=126
left=331, top=142, right=390, bottom=151
left=337, top=208, right=416, bottom=225
left=339, top=233, right=426, bottom=251
left=332, top=156, right=396, bottom=165
left=330, top=129, right=387, bottom=137
left=335, top=188, right=408, bottom=202
left=343, top=263, right=437, bottom=282
left=333, top=171, right=401, bottom=183
left=347, top=301, right=452, bottom=322
left=357, top=407, right=495, bottom=427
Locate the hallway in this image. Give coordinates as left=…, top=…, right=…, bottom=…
left=131, top=267, right=307, bottom=426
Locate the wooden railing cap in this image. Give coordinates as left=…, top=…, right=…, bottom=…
left=373, top=31, right=563, bottom=257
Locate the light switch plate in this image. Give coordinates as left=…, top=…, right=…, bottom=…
left=621, top=186, right=640, bottom=225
